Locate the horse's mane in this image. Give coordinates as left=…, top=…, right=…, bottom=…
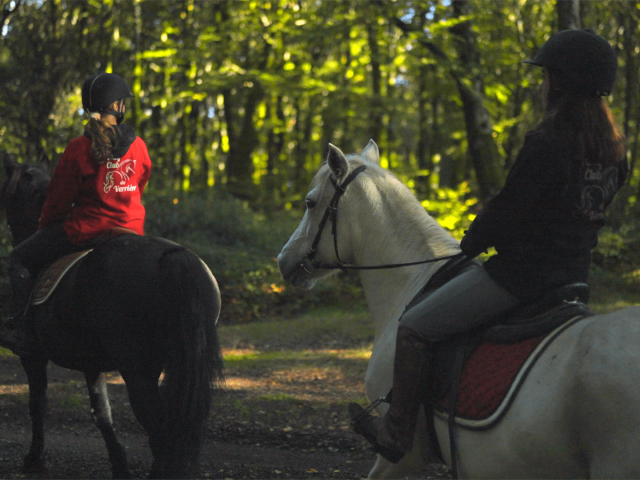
left=0, top=164, right=21, bottom=209
left=313, top=154, right=460, bottom=258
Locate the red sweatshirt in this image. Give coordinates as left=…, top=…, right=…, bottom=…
left=39, top=135, right=152, bottom=244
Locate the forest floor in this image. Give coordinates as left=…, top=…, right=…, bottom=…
left=0, top=311, right=451, bottom=480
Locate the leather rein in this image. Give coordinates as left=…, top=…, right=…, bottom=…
left=301, top=165, right=462, bottom=273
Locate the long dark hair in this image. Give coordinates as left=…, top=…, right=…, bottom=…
left=84, top=100, right=123, bottom=164
left=540, top=69, right=626, bottom=167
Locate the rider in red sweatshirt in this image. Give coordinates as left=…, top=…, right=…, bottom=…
left=39, top=126, right=151, bottom=243
left=0, top=72, right=151, bottom=356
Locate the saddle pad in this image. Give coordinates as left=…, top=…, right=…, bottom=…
left=32, top=249, right=93, bottom=306
left=434, top=316, right=583, bottom=430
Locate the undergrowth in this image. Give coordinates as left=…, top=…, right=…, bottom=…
left=143, top=190, right=365, bottom=324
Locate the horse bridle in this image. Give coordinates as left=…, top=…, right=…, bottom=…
left=301, top=165, right=462, bottom=273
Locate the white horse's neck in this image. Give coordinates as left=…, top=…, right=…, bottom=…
left=347, top=173, right=460, bottom=336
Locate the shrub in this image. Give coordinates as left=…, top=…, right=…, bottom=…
left=144, top=190, right=364, bottom=324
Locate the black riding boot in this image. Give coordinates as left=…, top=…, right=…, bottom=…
left=0, top=264, right=37, bottom=356
left=348, top=326, right=433, bottom=463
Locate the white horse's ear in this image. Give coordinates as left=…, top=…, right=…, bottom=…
left=361, top=139, right=380, bottom=165
left=327, top=143, right=349, bottom=181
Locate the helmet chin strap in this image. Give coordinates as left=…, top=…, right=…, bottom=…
left=100, top=109, right=125, bottom=124
left=100, top=99, right=126, bottom=124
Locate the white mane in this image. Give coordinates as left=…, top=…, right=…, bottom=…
left=313, top=155, right=460, bottom=265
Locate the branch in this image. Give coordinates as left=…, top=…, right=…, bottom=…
left=2, top=0, right=22, bottom=27
left=417, top=39, right=450, bottom=61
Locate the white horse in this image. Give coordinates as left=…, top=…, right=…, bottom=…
left=278, top=140, right=640, bottom=479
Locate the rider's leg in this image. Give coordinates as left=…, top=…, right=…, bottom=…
left=1, top=223, right=84, bottom=354
left=349, top=264, right=519, bottom=462
left=376, top=325, right=434, bottom=453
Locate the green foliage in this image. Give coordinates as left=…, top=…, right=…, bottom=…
left=592, top=225, right=640, bottom=275
left=2, top=0, right=640, bottom=323
left=219, top=305, right=372, bottom=350
left=420, top=181, right=478, bottom=240
left=143, top=190, right=365, bottom=323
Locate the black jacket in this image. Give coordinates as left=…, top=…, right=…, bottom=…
left=461, top=126, right=628, bottom=301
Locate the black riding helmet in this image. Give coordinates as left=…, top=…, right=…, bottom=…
left=524, top=29, right=617, bottom=96
left=81, top=72, right=134, bottom=124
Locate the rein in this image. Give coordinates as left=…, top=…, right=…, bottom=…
left=301, top=165, right=463, bottom=273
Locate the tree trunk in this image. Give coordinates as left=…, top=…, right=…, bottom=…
left=263, top=95, right=285, bottom=205
left=367, top=21, right=384, bottom=144
left=450, top=0, right=504, bottom=201
left=556, top=0, right=581, bottom=31
left=224, top=84, right=263, bottom=199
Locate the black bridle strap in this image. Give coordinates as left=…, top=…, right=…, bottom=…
left=311, top=252, right=464, bottom=271
left=303, top=163, right=464, bottom=273
left=307, top=165, right=367, bottom=264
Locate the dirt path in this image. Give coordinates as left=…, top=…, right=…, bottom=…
left=0, top=352, right=450, bottom=479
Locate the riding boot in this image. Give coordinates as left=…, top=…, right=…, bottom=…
left=376, top=325, right=433, bottom=453
left=0, top=265, right=36, bottom=356
left=348, top=325, right=433, bottom=463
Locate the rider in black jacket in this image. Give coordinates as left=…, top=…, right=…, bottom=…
left=348, top=29, right=628, bottom=464
left=468, top=121, right=627, bottom=301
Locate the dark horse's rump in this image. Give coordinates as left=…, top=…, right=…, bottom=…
left=1, top=155, right=224, bottom=478
left=36, top=235, right=216, bottom=371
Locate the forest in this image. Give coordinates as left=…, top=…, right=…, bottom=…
left=2, top=0, right=640, bottom=321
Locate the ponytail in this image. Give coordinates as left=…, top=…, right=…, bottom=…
left=83, top=100, right=123, bottom=165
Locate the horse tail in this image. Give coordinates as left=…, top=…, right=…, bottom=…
left=158, top=247, right=224, bottom=476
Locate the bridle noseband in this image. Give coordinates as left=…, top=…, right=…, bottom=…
left=302, top=165, right=367, bottom=273
left=301, top=165, right=462, bottom=273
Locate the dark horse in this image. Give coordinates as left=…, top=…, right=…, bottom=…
left=0, top=154, right=224, bottom=479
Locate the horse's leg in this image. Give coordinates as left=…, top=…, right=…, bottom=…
left=20, top=355, right=48, bottom=473
left=119, top=369, right=167, bottom=478
left=84, top=370, right=130, bottom=479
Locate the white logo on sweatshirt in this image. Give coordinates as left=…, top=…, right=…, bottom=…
left=104, top=158, right=137, bottom=194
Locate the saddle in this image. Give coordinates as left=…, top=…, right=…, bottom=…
left=403, top=256, right=594, bottom=469
left=30, top=228, right=138, bottom=306
left=32, top=249, right=93, bottom=305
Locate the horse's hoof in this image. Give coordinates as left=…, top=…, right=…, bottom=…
left=23, top=452, right=47, bottom=474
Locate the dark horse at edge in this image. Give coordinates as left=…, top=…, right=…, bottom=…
left=0, top=154, right=224, bottom=479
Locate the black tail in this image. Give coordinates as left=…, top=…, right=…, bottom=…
left=158, top=247, right=224, bottom=476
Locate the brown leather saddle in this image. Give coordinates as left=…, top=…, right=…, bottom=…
left=32, top=249, right=93, bottom=305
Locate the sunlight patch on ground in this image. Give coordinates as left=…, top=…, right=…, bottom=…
left=94, top=346, right=371, bottom=403
left=222, top=347, right=372, bottom=363
left=0, top=384, right=28, bottom=395
left=1, top=347, right=371, bottom=405
left=223, top=367, right=366, bottom=403
left=220, top=346, right=370, bottom=403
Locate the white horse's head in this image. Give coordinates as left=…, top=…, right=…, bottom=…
left=278, top=139, right=458, bottom=294
left=278, top=140, right=381, bottom=289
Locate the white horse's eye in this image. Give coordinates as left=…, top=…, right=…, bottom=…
left=305, top=198, right=316, bottom=210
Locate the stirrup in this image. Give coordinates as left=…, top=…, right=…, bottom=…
left=347, top=403, right=405, bottom=464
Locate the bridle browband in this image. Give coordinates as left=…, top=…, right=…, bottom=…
left=301, top=165, right=462, bottom=273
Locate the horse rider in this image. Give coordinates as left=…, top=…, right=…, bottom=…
left=349, top=29, right=628, bottom=463
left=0, top=72, right=152, bottom=356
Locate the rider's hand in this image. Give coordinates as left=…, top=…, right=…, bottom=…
left=459, top=231, right=488, bottom=258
